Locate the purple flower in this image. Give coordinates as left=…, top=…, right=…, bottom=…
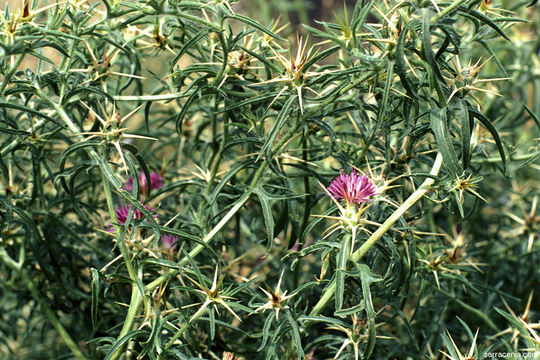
left=327, top=170, right=377, bottom=206
left=115, top=202, right=157, bottom=225
left=124, top=172, right=164, bottom=193
left=161, top=234, right=178, bottom=249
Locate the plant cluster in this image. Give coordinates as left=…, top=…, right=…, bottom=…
left=0, top=0, right=539, bottom=359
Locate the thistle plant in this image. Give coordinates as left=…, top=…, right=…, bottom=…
left=0, top=0, right=539, bottom=359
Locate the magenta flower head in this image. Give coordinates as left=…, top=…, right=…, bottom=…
left=124, top=172, right=164, bottom=194
left=114, top=202, right=158, bottom=226
left=327, top=169, right=377, bottom=207
left=161, top=234, right=178, bottom=250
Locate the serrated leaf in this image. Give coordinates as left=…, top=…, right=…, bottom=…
left=477, top=39, right=508, bottom=77
left=298, top=315, right=349, bottom=328
left=209, top=160, right=252, bottom=205
left=59, top=140, right=100, bottom=192
left=209, top=307, right=216, bottom=340
left=493, top=307, right=535, bottom=349
left=175, top=90, right=202, bottom=134
left=523, top=103, right=540, bottom=131
left=441, top=330, right=461, bottom=360
left=393, top=308, right=420, bottom=351
left=351, top=0, right=373, bottom=39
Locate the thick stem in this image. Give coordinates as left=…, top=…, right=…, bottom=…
left=109, top=286, right=144, bottom=360
left=309, top=152, right=444, bottom=317
left=36, top=89, right=143, bottom=359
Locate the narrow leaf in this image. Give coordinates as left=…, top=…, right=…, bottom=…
left=259, top=96, right=296, bottom=160
left=468, top=108, right=507, bottom=174
left=430, top=107, right=462, bottom=176
left=91, top=268, right=100, bottom=330
left=253, top=187, right=275, bottom=250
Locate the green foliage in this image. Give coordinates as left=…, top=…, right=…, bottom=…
left=0, top=0, right=539, bottom=359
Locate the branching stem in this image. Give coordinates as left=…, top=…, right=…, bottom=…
left=308, top=152, right=444, bottom=317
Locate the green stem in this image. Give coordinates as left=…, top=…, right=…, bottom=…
left=36, top=88, right=143, bottom=359
left=304, top=71, right=375, bottom=119
left=59, top=39, right=78, bottom=102
left=0, top=118, right=49, bottom=156
left=249, top=71, right=377, bottom=193
left=205, top=113, right=229, bottom=196
left=111, top=194, right=251, bottom=355
left=110, top=286, right=144, bottom=360
left=210, top=32, right=229, bottom=88
left=172, top=11, right=222, bottom=31
left=145, top=190, right=253, bottom=293
left=249, top=112, right=303, bottom=188
left=249, top=160, right=268, bottom=188
left=309, top=152, right=444, bottom=317
left=99, top=139, right=144, bottom=360
left=35, top=88, right=82, bottom=135
left=164, top=305, right=206, bottom=349
left=0, top=249, right=88, bottom=360
left=0, top=53, right=25, bottom=95
left=436, top=288, right=499, bottom=331
left=112, top=93, right=188, bottom=101
left=294, top=130, right=311, bottom=288
left=101, top=172, right=137, bottom=281
left=472, top=151, right=540, bottom=163
left=352, top=156, right=443, bottom=262
left=360, top=61, right=394, bottom=160
left=432, top=0, right=469, bottom=23
left=35, top=88, right=249, bottom=356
